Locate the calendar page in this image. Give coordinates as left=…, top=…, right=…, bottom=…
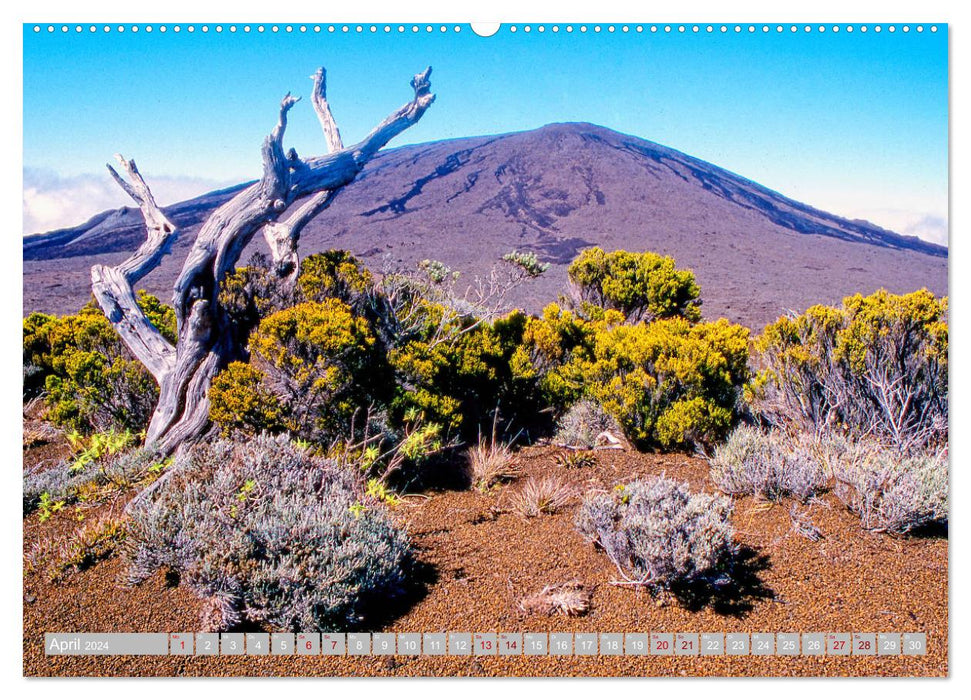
left=21, top=20, right=948, bottom=678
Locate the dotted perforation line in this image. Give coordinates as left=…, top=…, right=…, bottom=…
left=32, top=24, right=940, bottom=35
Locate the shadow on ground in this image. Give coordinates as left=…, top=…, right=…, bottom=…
left=670, top=545, right=775, bottom=617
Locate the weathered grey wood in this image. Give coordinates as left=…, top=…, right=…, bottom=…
left=311, top=67, right=343, bottom=153
left=91, top=155, right=177, bottom=379
left=93, top=66, right=435, bottom=455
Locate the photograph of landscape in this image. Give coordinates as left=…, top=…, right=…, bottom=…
left=22, top=22, right=948, bottom=677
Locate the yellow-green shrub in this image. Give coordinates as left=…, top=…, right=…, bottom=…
left=567, top=247, right=702, bottom=323
left=211, top=299, right=387, bottom=443
left=388, top=309, right=541, bottom=439
left=298, top=250, right=374, bottom=306
left=586, top=318, right=750, bottom=448
left=752, top=289, right=947, bottom=450
left=24, top=295, right=174, bottom=432
left=208, top=362, right=286, bottom=435
left=510, top=303, right=600, bottom=413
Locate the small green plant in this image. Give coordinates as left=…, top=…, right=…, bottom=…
left=67, top=429, right=138, bottom=474
left=365, top=478, right=401, bottom=506
left=37, top=492, right=65, bottom=523
left=555, top=451, right=597, bottom=469
left=502, top=250, right=550, bottom=278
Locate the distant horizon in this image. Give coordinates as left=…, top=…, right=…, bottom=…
left=22, top=119, right=949, bottom=252
left=23, top=23, right=948, bottom=244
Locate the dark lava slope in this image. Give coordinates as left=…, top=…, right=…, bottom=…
left=24, top=123, right=947, bottom=331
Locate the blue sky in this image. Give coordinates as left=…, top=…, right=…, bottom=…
left=22, top=23, right=948, bottom=244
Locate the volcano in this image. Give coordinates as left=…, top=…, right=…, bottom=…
left=23, top=123, right=947, bottom=331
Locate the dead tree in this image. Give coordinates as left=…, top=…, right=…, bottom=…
left=91, top=66, right=435, bottom=455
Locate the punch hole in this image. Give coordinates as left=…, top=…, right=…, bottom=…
left=471, top=23, right=501, bottom=37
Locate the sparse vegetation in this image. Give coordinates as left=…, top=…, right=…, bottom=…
left=828, top=440, right=947, bottom=535
left=751, top=289, right=947, bottom=451
left=519, top=581, right=591, bottom=617
left=575, top=476, right=735, bottom=589
left=125, top=434, right=412, bottom=631
left=467, top=437, right=521, bottom=492
left=709, top=426, right=827, bottom=503
left=555, top=451, right=598, bottom=470
left=24, top=448, right=166, bottom=515
left=25, top=512, right=127, bottom=581
left=552, top=399, right=621, bottom=449
left=510, top=475, right=575, bottom=517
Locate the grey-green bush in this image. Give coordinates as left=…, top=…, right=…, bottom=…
left=553, top=398, right=622, bottom=449
left=125, top=434, right=411, bottom=631
left=575, top=476, right=734, bottom=588
left=709, top=426, right=826, bottom=503
left=830, top=444, right=947, bottom=535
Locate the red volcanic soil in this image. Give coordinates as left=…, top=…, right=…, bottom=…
left=24, top=436, right=947, bottom=677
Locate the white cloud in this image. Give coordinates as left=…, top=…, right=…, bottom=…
left=22, top=168, right=237, bottom=236
left=844, top=207, right=949, bottom=248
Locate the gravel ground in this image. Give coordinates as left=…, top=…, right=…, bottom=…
left=23, top=445, right=947, bottom=677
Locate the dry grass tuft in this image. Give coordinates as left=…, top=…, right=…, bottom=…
left=510, top=475, right=575, bottom=517
left=519, top=581, right=591, bottom=617
left=468, top=438, right=521, bottom=492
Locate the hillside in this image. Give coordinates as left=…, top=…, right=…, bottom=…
left=23, top=123, right=947, bottom=331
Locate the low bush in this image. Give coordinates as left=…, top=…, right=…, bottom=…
left=751, top=289, right=947, bottom=451
left=567, top=247, right=702, bottom=323
left=552, top=398, right=621, bottom=449
left=244, top=299, right=385, bottom=442
left=709, top=426, right=827, bottom=503
left=124, top=434, right=411, bottom=631
left=829, top=443, right=948, bottom=535
left=575, top=476, right=735, bottom=588
left=23, top=297, right=171, bottom=433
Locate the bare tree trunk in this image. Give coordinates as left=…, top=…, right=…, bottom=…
left=92, top=66, right=435, bottom=455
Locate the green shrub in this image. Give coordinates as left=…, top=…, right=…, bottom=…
left=575, top=476, right=735, bottom=589
left=585, top=318, right=750, bottom=448
left=510, top=303, right=598, bottom=414
left=23, top=311, right=57, bottom=398
left=389, top=309, right=541, bottom=440
left=24, top=296, right=173, bottom=432
left=752, top=289, right=947, bottom=450
left=298, top=250, right=375, bottom=308
left=125, top=434, right=412, bottom=631
left=246, top=299, right=387, bottom=443
left=567, top=247, right=702, bottom=323
left=208, top=362, right=287, bottom=436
